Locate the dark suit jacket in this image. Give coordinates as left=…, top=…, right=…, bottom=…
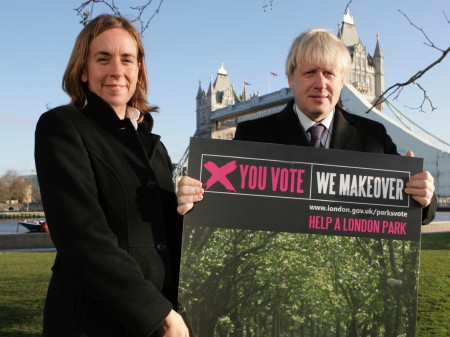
left=35, top=89, right=182, bottom=337
left=234, top=100, right=437, bottom=224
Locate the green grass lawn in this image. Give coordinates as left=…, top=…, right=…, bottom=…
left=417, top=233, right=450, bottom=336
left=0, top=234, right=449, bottom=336
left=0, top=252, right=54, bottom=337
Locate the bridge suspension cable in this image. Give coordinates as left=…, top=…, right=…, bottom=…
left=384, top=99, right=450, bottom=152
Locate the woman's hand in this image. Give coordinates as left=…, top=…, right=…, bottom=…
left=157, top=310, right=189, bottom=337
left=176, top=176, right=204, bottom=215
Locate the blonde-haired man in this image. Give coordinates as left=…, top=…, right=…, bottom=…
left=178, top=28, right=436, bottom=224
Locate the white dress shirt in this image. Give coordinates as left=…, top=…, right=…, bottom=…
left=125, top=106, right=141, bottom=130
left=293, top=103, right=334, bottom=149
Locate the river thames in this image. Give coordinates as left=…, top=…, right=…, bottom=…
left=0, top=218, right=46, bottom=234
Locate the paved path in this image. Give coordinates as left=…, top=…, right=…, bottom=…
left=421, top=221, right=450, bottom=234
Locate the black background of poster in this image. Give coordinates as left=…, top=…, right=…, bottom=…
left=185, top=137, right=423, bottom=241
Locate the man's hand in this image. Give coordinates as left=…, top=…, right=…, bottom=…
left=404, top=151, right=435, bottom=207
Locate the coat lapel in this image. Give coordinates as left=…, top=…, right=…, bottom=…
left=81, top=88, right=157, bottom=169
left=138, top=114, right=161, bottom=163
left=330, top=106, right=357, bottom=150
left=274, top=101, right=309, bottom=146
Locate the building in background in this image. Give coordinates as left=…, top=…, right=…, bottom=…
left=195, top=9, right=385, bottom=140
left=339, top=9, right=384, bottom=112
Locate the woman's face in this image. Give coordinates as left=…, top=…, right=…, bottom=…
left=81, top=28, right=139, bottom=118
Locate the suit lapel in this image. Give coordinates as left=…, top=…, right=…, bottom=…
left=274, top=101, right=309, bottom=146
left=330, top=106, right=357, bottom=150
left=272, top=102, right=358, bottom=150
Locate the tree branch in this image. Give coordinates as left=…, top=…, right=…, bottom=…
left=75, top=0, right=120, bottom=22
left=398, top=10, right=444, bottom=51
left=262, top=0, right=274, bottom=12
left=403, top=82, right=437, bottom=112
left=74, top=0, right=165, bottom=35
left=370, top=45, right=450, bottom=111
left=443, top=10, right=449, bottom=23
left=131, top=0, right=165, bottom=35
left=367, top=11, right=449, bottom=113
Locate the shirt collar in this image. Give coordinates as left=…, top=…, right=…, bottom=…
left=125, top=106, right=140, bottom=130
left=293, top=103, right=334, bottom=131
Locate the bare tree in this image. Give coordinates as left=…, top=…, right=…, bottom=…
left=370, top=10, right=450, bottom=113
left=0, top=178, right=7, bottom=202
left=0, top=170, right=20, bottom=201
left=0, top=170, right=36, bottom=203
left=74, top=0, right=165, bottom=35
left=10, top=178, right=27, bottom=202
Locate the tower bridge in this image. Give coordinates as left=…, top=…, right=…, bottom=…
left=174, top=9, right=450, bottom=206
left=176, top=82, right=450, bottom=202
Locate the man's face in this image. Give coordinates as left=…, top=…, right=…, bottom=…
left=288, top=63, right=344, bottom=122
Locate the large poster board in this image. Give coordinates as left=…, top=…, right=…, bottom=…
left=179, top=137, right=423, bottom=337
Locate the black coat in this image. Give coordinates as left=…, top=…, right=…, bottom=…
left=35, top=89, right=182, bottom=337
left=234, top=100, right=437, bottom=224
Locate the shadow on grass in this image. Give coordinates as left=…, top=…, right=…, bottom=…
left=0, top=304, right=42, bottom=337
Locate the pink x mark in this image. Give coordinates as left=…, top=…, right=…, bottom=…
left=203, top=160, right=237, bottom=192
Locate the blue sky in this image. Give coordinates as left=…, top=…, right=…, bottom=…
left=0, top=0, right=449, bottom=176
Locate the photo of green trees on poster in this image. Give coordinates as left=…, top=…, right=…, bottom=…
left=178, top=227, right=420, bottom=337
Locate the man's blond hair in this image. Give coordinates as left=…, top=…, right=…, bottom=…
left=285, top=28, right=351, bottom=77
